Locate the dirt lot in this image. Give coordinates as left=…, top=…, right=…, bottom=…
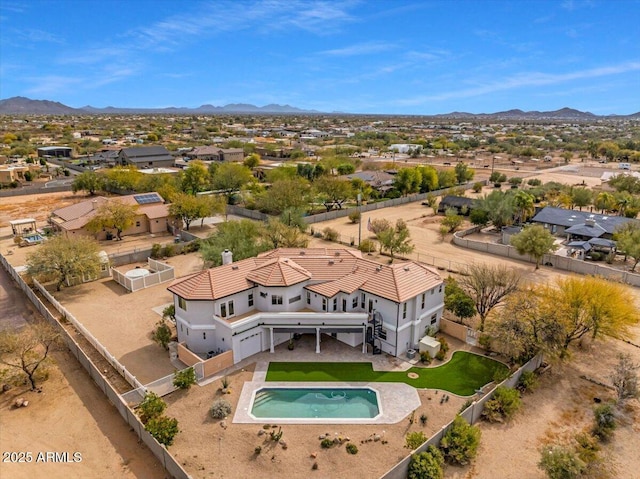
left=0, top=266, right=165, bottom=479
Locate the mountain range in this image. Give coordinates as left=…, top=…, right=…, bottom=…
left=0, top=96, right=638, bottom=119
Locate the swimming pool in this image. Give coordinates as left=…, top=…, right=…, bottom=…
left=22, top=233, right=44, bottom=245
left=250, top=387, right=380, bottom=419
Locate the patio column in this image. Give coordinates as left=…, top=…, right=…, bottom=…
left=362, top=326, right=366, bottom=353
left=315, top=327, right=321, bottom=354
left=269, top=327, right=274, bottom=353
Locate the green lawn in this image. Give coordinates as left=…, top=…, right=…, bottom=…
left=265, top=351, right=507, bottom=396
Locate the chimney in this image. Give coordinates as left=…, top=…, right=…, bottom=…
left=92, top=200, right=98, bottom=210
left=221, top=249, right=233, bottom=265
left=585, top=218, right=596, bottom=227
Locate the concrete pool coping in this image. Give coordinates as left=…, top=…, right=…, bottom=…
left=233, top=362, right=421, bottom=424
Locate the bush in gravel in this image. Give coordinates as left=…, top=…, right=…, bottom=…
left=210, top=398, right=232, bottom=419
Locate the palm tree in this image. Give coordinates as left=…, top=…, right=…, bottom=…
left=594, top=192, right=616, bottom=214
left=513, top=191, right=535, bottom=225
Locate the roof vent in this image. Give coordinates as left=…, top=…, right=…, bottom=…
left=404, top=266, right=410, bottom=271
left=328, top=260, right=335, bottom=265
left=376, top=265, right=382, bottom=271
left=335, top=251, right=340, bottom=256
left=232, top=265, right=239, bottom=270
left=299, top=251, right=305, bottom=255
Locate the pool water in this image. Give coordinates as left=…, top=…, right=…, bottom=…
left=23, top=234, right=44, bottom=244
left=251, top=388, right=380, bottom=419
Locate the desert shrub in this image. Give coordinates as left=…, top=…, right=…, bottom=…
left=419, top=351, right=430, bottom=363
left=370, top=218, right=391, bottom=235
left=518, top=370, right=538, bottom=393
left=210, top=398, right=232, bottom=419
left=348, top=210, right=361, bottom=223
left=162, top=304, right=176, bottom=322
left=493, top=367, right=510, bottom=383
left=173, top=367, right=196, bottom=390
left=472, top=182, right=484, bottom=193
left=138, top=391, right=166, bottom=424
left=538, top=444, right=586, bottom=479
left=405, top=431, right=427, bottom=450
left=439, top=416, right=481, bottom=465
left=152, top=320, right=172, bottom=349
left=145, top=415, right=179, bottom=446
left=408, top=445, right=445, bottom=479
left=162, top=244, right=177, bottom=257
left=527, top=178, right=542, bottom=186
left=151, top=243, right=162, bottom=259
left=437, top=337, right=449, bottom=353
left=345, top=443, right=358, bottom=455
left=323, top=227, right=338, bottom=242
left=589, top=252, right=603, bottom=261
left=358, top=238, right=376, bottom=253
left=321, top=438, right=334, bottom=449
left=574, top=433, right=600, bottom=465
left=420, top=413, right=428, bottom=426
left=435, top=349, right=446, bottom=361
left=254, top=446, right=262, bottom=455
left=482, top=386, right=521, bottom=422
left=592, top=403, right=616, bottom=441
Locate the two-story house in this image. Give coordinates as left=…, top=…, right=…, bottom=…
left=167, top=248, right=444, bottom=364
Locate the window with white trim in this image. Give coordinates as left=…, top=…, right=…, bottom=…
left=322, top=298, right=327, bottom=311
left=431, top=313, right=437, bottom=325
left=402, top=302, right=407, bottom=319
left=352, top=296, right=358, bottom=309
left=178, top=297, right=187, bottom=311
left=220, top=303, right=227, bottom=318
left=248, top=293, right=254, bottom=307
left=333, top=298, right=337, bottom=311
left=421, top=293, right=425, bottom=309
left=228, top=300, right=234, bottom=316
left=272, top=295, right=283, bottom=305
left=306, top=291, right=311, bottom=304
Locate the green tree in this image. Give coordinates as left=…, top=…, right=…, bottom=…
left=200, top=220, right=269, bottom=266
left=169, top=193, right=225, bottom=231
left=180, top=160, right=210, bottom=194
left=454, top=162, right=474, bottom=184
left=408, top=446, right=445, bottom=479
left=376, top=219, right=414, bottom=260
left=137, top=391, right=166, bottom=424
left=263, top=218, right=309, bottom=248
left=614, top=223, right=640, bottom=272
left=152, top=320, right=172, bottom=350
left=0, top=322, right=61, bottom=390
left=460, top=263, right=522, bottom=331
left=594, top=192, right=616, bottom=213
left=86, top=200, right=138, bottom=240
left=313, top=176, right=353, bottom=211
left=417, top=165, right=439, bottom=192
left=243, top=153, right=261, bottom=169
left=258, top=178, right=309, bottom=214
left=102, top=166, right=142, bottom=192
left=539, top=276, right=640, bottom=354
left=71, top=170, right=104, bottom=195
left=145, top=415, right=179, bottom=446
left=173, top=367, right=196, bottom=389
left=444, top=277, right=476, bottom=323
left=512, top=190, right=535, bottom=224
left=474, top=191, right=514, bottom=229
left=439, top=415, right=481, bottom=465
left=437, top=169, right=457, bottom=188
left=211, top=162, right=254, bottom=202
left=570, top=187, right=592, bottom=211
left=26, top=235, right=101, bottom=291
left=441, top=207, right=464, bottom=233
left=394, top=167, right=422, bottom=196
left=510, top=224, right=557, bottom=269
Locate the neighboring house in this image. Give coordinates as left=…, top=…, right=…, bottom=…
left=437, top=195, right=475, bottom=215
left=186, top=146, right=244, bottom=162
left=118, top=146, right=174, bottom=169
left=37, top=146, right=73, bottom=158
left=342, top=171, right=395, bottom=192
left=167, top=248, right=445, bottom=363
left=49, top=192, right=171, bottom=239
left=531, top=206, right=639, bottom=240
left=0, top=163, right=41, bottom=185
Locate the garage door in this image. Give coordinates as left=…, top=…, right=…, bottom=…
left=238, top=332, right=262, bottom=361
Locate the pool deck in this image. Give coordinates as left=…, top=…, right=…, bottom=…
left=233, top=363, right=421, bottom=424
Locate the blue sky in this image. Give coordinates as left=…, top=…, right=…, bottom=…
left=1, top=0, right=639, bottom=114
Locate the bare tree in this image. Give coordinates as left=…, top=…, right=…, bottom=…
left=611, top=353, right=639, bottom=402
left=459, top=263, right=522, bottom=331
left=0, top=322, right=61, bottom=390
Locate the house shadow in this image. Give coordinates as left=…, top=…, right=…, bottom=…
left=119, top=344, right=175, bottom=385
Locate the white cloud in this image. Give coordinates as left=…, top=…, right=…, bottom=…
left=396, top=61, right=640, bottom=105
left=320, top=41, right=396, bottom=56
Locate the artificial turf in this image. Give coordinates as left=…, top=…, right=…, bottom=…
left=265, top=351, right=508, bottom=396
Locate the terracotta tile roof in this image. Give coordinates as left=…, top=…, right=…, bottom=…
left=169, top=248, right=443, bottom=303
left=52, top=197, right=109, bottom=221
left=246, top=258, right=311, bottom=287
left=167, top=257, right=258, bottom=300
